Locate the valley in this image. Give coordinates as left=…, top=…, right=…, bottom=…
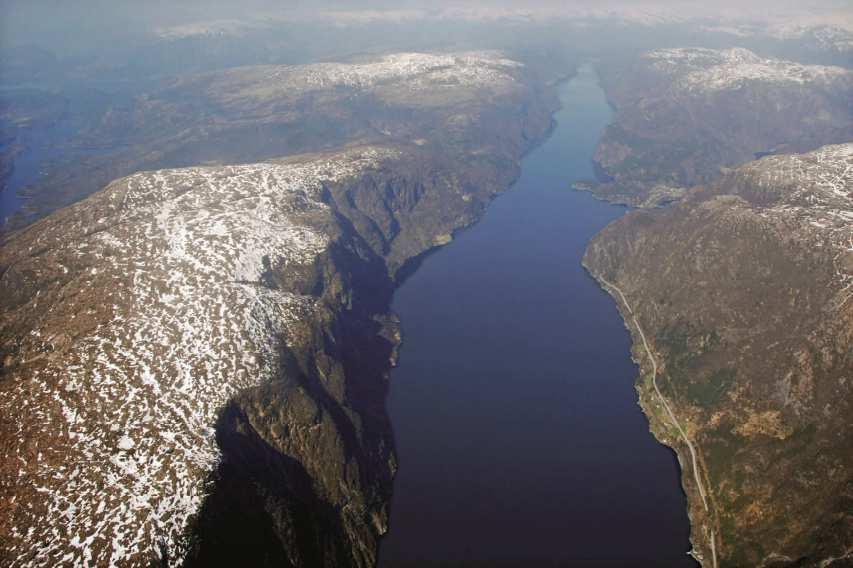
left=0, top=9, right=851, bottom=567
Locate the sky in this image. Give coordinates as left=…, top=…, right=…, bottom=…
left=1, top=0, right=851, bottom=52
left=2, top=0, right=851, bottom=24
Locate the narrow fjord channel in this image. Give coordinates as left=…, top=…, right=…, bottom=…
left=379, top=67, right=696, bottom=567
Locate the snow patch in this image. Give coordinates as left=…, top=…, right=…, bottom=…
left=645, top=47, right=851, bottom=92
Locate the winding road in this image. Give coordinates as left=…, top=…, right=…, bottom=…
left=598, top=276, right=718, bottom=568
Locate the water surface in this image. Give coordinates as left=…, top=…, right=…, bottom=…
left=380, top=66, right=696, bottom=567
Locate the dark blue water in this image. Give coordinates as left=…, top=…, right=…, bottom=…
left=1, top=131, right=41, bottom=223
left=0, top=115, right=76, bottom=224
left=379, top=67, right=696, bottom=567
left=0, top=84, right=135, bottom=226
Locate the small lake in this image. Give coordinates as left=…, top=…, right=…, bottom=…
left=379, top=66, right=696, bottom=567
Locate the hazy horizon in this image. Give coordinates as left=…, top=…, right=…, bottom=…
left=2, top=0, right=851, bottom=52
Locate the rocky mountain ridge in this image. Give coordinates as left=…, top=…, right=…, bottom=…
left=0, top=52, right=557, bottom=566
left=645, top=47, right=848, bottom=92
left=587, top=47, right=852, bottom=206
left=585, top=142, right=853, bottom=566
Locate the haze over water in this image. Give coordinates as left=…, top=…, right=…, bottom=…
left=380, top=66, right=697, bottom=567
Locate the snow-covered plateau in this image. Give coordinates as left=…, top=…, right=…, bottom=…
left=645, top=47, right=852, bottom=93
left=203, top=51, right=525, bottom=107
left=0, top=146, right=399, bottom=566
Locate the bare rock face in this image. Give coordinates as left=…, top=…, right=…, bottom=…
left=0, top=51, right=556, bottom=567
left=588, top=48, right=853, bottom=206
left=584, top=143, right=853, bottom=567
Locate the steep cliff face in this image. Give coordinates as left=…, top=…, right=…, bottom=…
left=588, top=48, right=853, bottom=206
left=0, top=51, right=557, bottom=566
left=584, top=143, right=853, bottom=566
